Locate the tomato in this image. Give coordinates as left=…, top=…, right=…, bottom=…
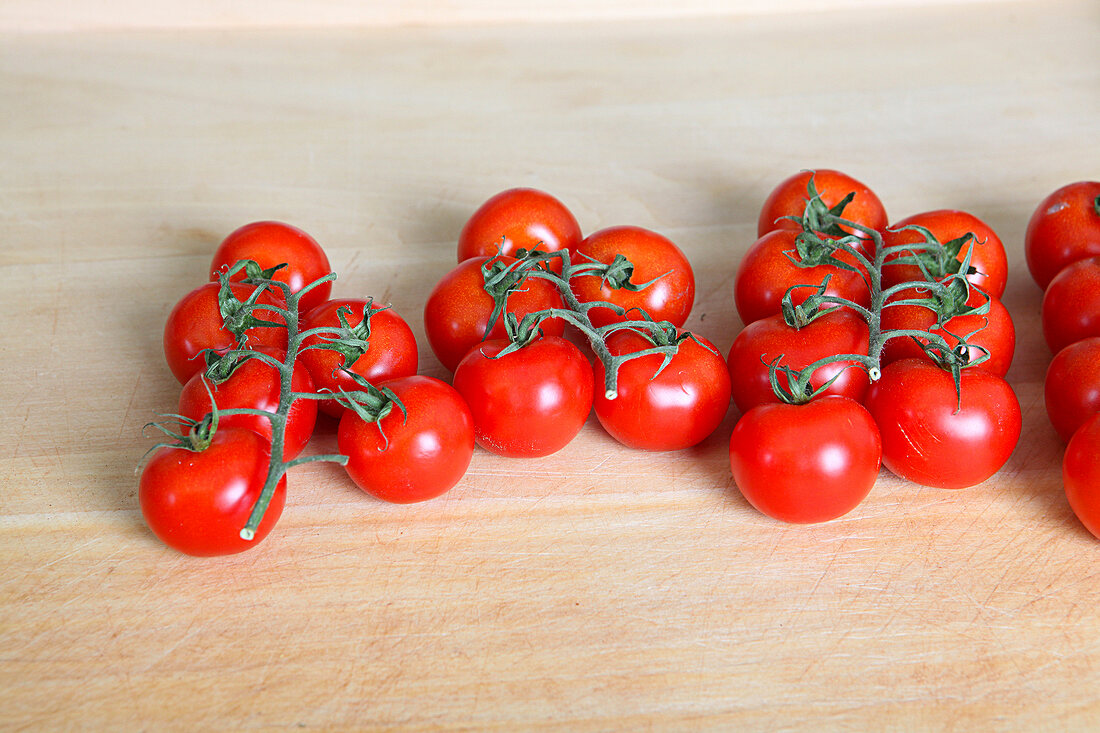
left=726, top=308, right=870, bottom=413
left=881, top=210, right=1008, bottom=302
left=452, top=336, right=594, bottom=458
left=1064, top=413, right=1100, bottom=540
left=1041, top=256, right=1100, bottom=354
left=864, top=358, right=1021, bottom=489
left=571, top=225, right=695, bottom=329
left=1025, top=181, right=1100, bottom=290
left=757, top=169, right=887, bottom=239
left=299, top=299, right=418, bottom=417
left=592, top=329, right=731, bottom=451
left=177, top=347, right=317, bottom=460
left=1045, top=337, right=1100, bottom=443
left=734, top=228, right=870, bottom=325
left=729, top=396, right=881, bottom=523
left=423, top=255, right=565, bottom=372
left=457, top=188, right=582, bottom=270
left=139, top=426, right=286, bottom=556
left=209, top=221, right=332, bottom=314
left=163, top=281, right=288, bottom=384
left=338, top=376, right=474, bottom=503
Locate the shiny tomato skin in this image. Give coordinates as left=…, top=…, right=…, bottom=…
left=209, top=221, right=332, bottom=314
left=757, top=169, right=888, bottom=239
left=452, top=336, right=594, bottom=458
left=457, top=188, right=582, bottom=268
left=729, top=396, right=881, bottom=524
left=1045, top=337, right=1100, bottom=443
left=423, top=255, right=565, bottom=372
left=592, top=329, right=731, bottom=451
left=734, top=228, right=870, bottom=326
left=571, top=225, right=695, bottom=329
left=726, top=308, right=870, bottom=413
left=338, top=376, right=474, bottom=503
left=1041, top=256, right=1100, bottom=354
left=1064, top=413, right=1100, bottom=539
left=864, top=358, right=1021, bottom=489
left=139, top=427, right=286, bottom=557
left=1025, top=181, right=1100, bottom=290
left=177, top=347, right=317, bottom=461
left=299, top=299, right=418, bottom=417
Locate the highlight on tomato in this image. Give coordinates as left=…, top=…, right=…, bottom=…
left=1025, top=180, right=1100, bottom=290
left=1040, top=256, right=1100, bottom=354
left=457, top=188, right=582, bottom=268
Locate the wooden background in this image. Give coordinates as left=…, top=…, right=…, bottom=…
left=3, top=0, right=1099, bottom=729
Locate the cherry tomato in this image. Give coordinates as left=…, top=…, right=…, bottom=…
left=757, top=169, right=887, bottom=239
left=571, top=225, right=695, bottom=329
left=209, top=221, right=332, bottom=314
left=1025, top=181, right=1100, bottom=290
left=864, top=358, right=1021, bottom=489
left=592, top=329, right=730, bottom=451
left=299, top=299, right=418, bottom=417
left=338, top=376, right=474, bottom=503
left=734, top=228, right=870, bottom=326
left=163, top=281, right=288, bottom=384
left=729, top=396, right=881, bottom=524
left=1064, top=413, right=1100, bottom=539
left=452, top=336, right=594, bottom=458
left=1045, top=337, right=1100, bottom=443
left=726, top=308, right=870, bottom=413
left=139, top=426, right=286, bottom=556
left=457, top=188, right=582, bottom=271
left=423, top=255, right=565, bottom=372
left=177, top=347, right=317, bottom=460
left=1041, top=256, right=1100, bottom=354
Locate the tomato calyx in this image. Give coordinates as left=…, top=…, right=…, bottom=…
left=299, top=298, right=391, bottom=374
left=884, top=225, right=979, bottom=281
left=332, top=371, right=408, bottom=450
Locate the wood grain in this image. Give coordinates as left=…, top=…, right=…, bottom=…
left=2, top=0, right=1099, bottom=729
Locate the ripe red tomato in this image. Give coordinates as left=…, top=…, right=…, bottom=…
left=423, top=255, right=565, bottom=372
left=177, top=347, right=317, bottom=460
left=734, top=228, right=870, bottom=325
left=757, top=169, right=888, bottom=239
left=1025, top=181, right=1100, bottom=290
left=729, top=396, right=881, bottom=523
left=163, top=281, right=288, bottom=384
left=726, top=308, right=870, bottom=413
left=452, top=336, right=594, bottom=458
left=1041, top=256, right=1100, bottom=354
left=338, top=376, right=474, bottom=503
left=864, top=358, right=1021, bottom=489
left=209, top=221, right=332, bottom=314
left=299, top=299, right=418, bottom=417
left=1045, top=337, right=1100, bottom=443
left=457, top=188, right=582, bottom=269
left=571, top=225, right=695, bottom=329
left=139, top=426, right=286, bottom=556
left=592, top=329, right=730, bottom=451
left=1064, top=413, right=1100, bottom=540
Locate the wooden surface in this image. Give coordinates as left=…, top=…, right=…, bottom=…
left=2, top=1, right=1099, bottom=729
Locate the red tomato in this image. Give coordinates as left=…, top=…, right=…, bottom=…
left=729, top=396, right=881, bottom=523
left=571, top=225, right=695, bottom=329
left=139, top=426, right=286, bottom=556
left=177, top=347, right=317, bottom=460
left=592, top=329, right=731, bottom=451
left=457, top=188, right=582, bottom=269
left=881, top=210, right=1008, bottom=302
left=163, top=281, right=288, bottom=384
left=299, top=299, right=418, bottom=417
left=864, top=358, right=1021, bottom=489
left=1041, top=256, right=1100, bottom=354
left=338, top=376, right=474, bottom=503
left=1025, top=181, right=1100, bottom=290
left=423, top=255, right=565, bottom=372
left=757, top=169, right=887, bottom=239
left=452, top=336, right=594, bottom=458
left=209, top=221, right=332, bottom=314
left=1045, top=337, right=1100, bottom=443
left=726, top=308, right=870, bottom=413
left=1064, top=413, right=1100, bottom=539
left=734, top=228, right=870, bottom=325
